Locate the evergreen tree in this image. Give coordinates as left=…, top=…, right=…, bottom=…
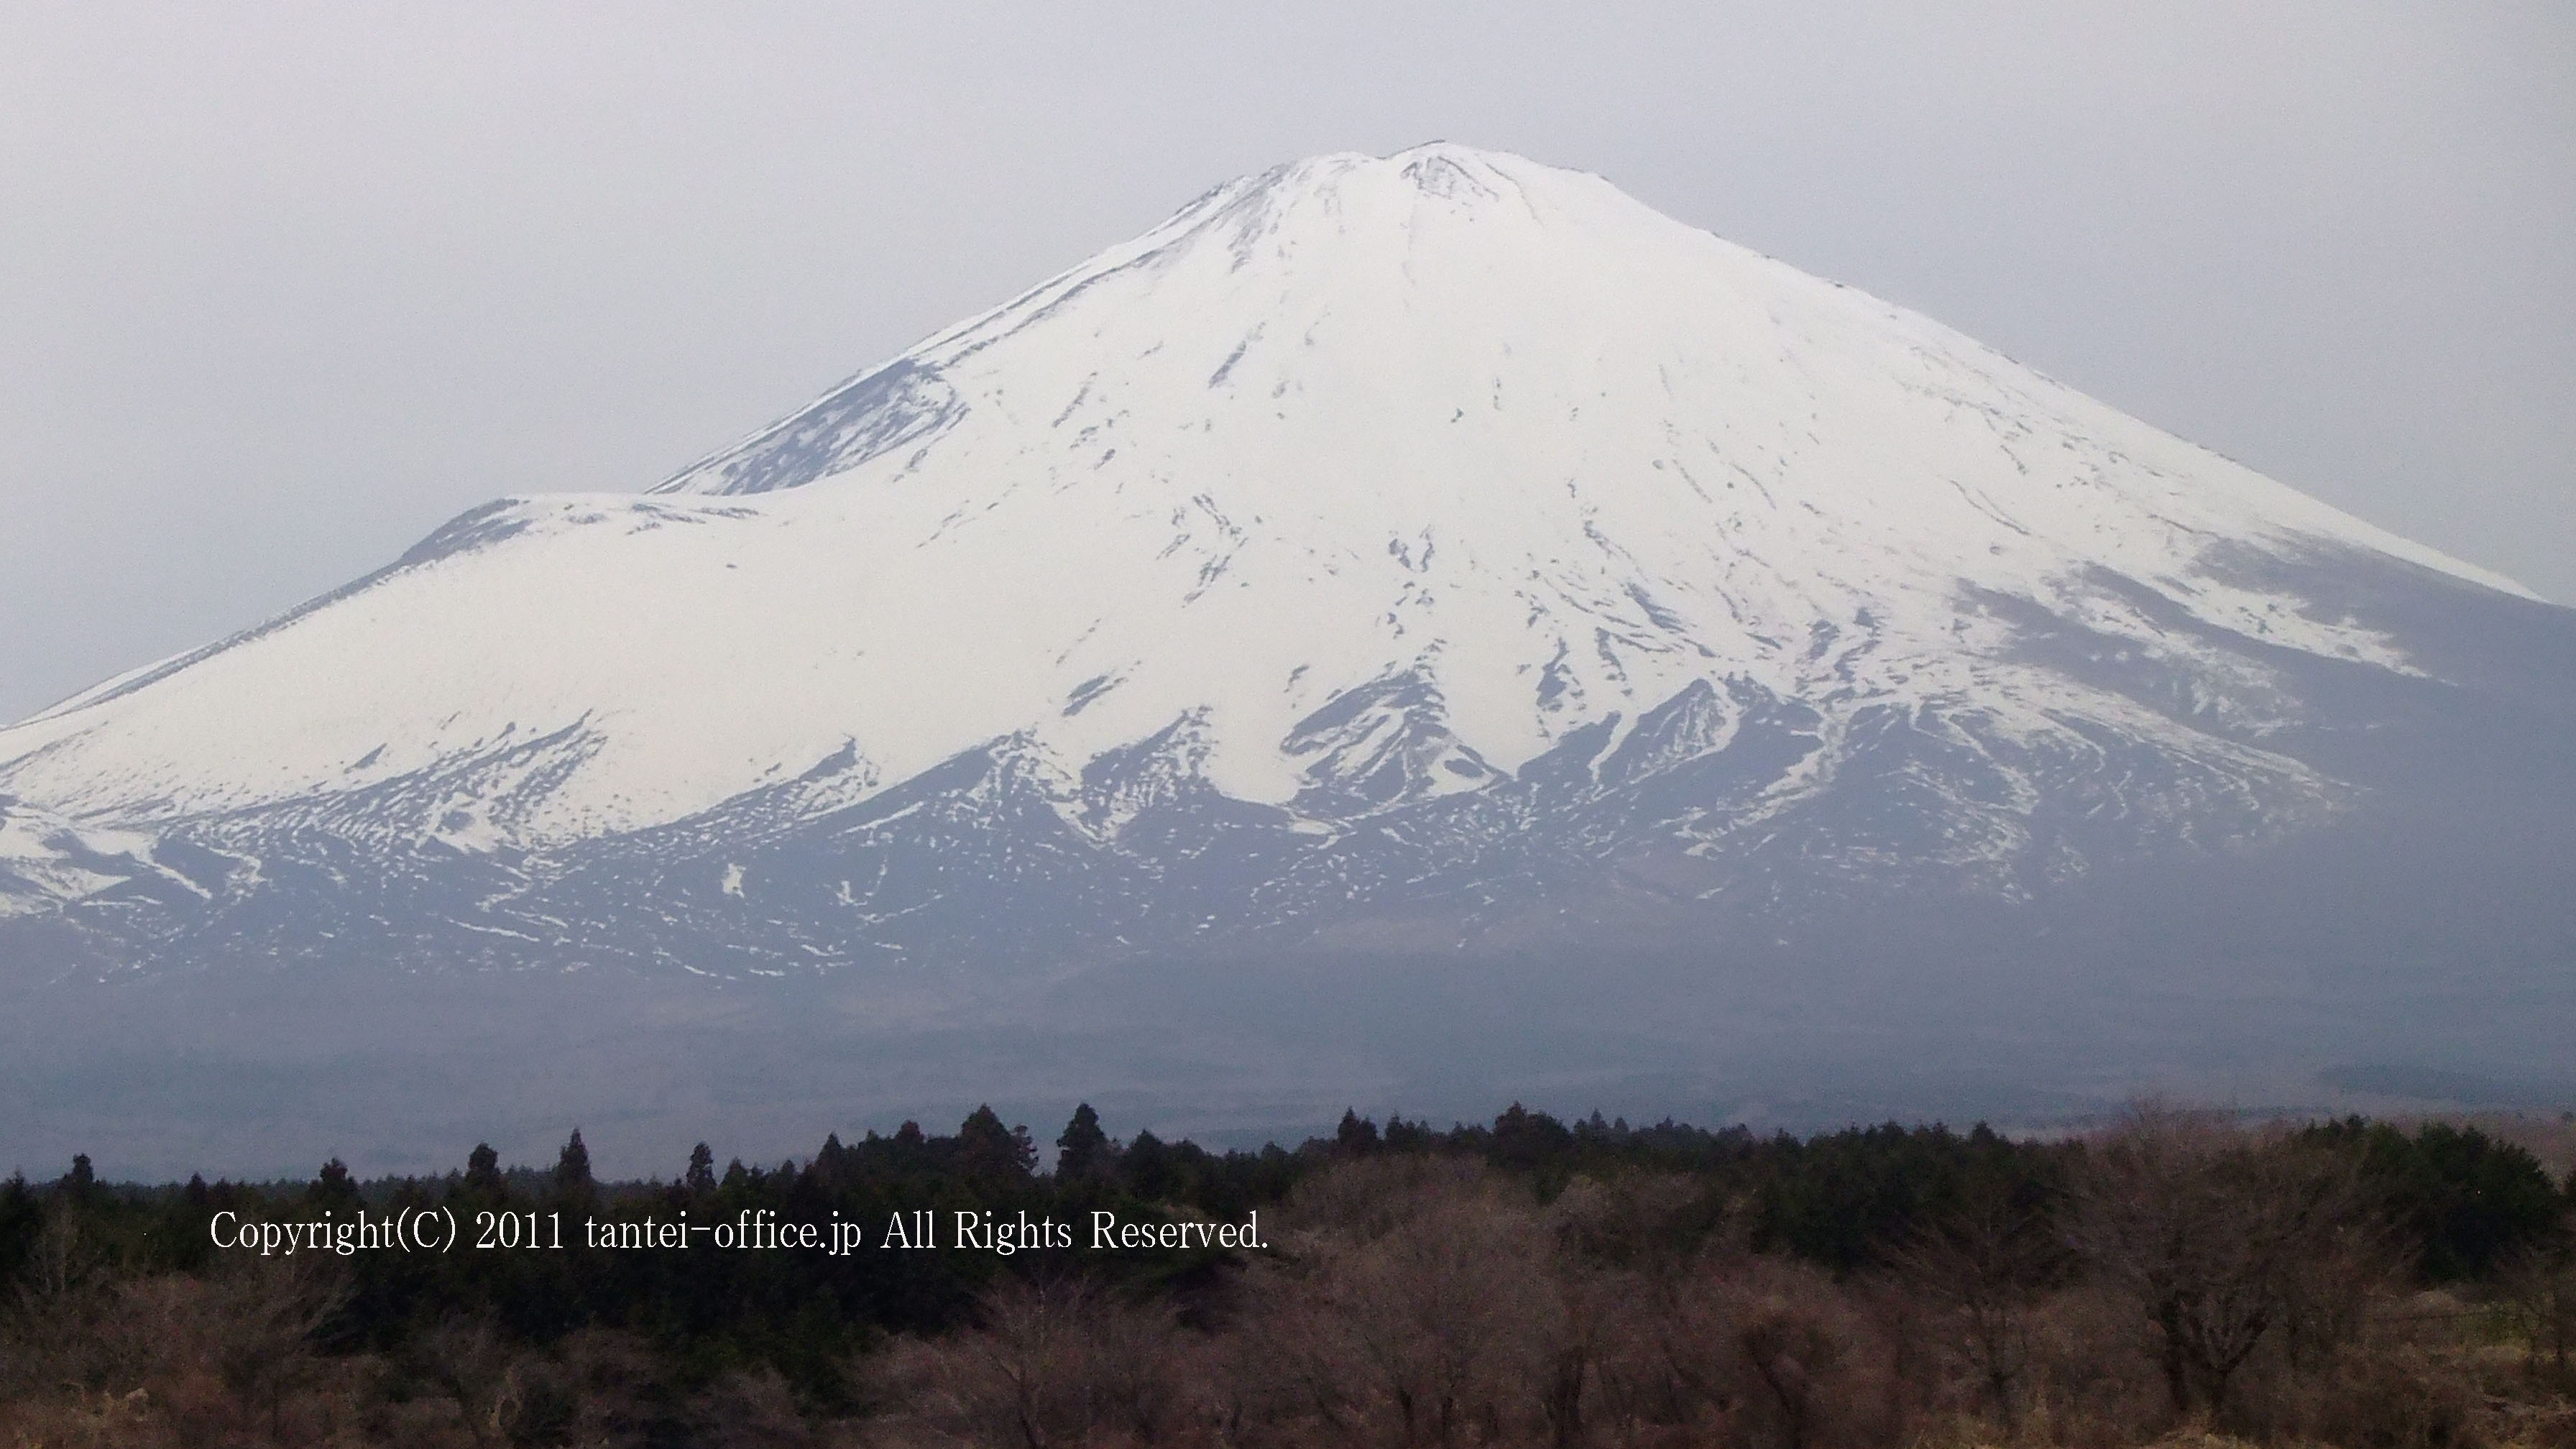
left=1057, top=1103, right=1115, bottom=1181
left=0, top=1174, right=40, bottom=1284
left=1489, top=1102, right=1572, bottom=1170
left=1383, top=1114, right=1437, bottom=1152
left=1124, top=1129, right=1180, bottom=1200
left=958, top=1105, right=1037, bottom=1183
left=2300, top=1118, right=2564, bottom=1280
left=1335, top=1109, right=1380, bottom=1155
left=309, top=1157, right=362, bottom=1213
left=685, top=1142, right=717, bottom=1197
left=63, top=1153, right=95, bottom=1202
left=555, top=1129, right=594, bottom=1198
left=464, top=1143, right=505, bottom=1197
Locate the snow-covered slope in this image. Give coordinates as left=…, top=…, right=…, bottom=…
left=0, top=145, right=2555, bottom=977
left=0, top=797, right=165, bottom=920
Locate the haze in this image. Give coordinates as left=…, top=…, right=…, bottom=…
left=2, top=2, right=2569, bottom=724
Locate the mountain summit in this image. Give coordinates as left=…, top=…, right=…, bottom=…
left=0, top=147, right=2524, bottom=851
left=4, top=148, right=2571, bottom=1156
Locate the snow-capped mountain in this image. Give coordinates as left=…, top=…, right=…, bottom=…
left=1, top=145, right=2567, bottom=998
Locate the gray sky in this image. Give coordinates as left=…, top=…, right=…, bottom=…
left=3, top=2, right=2569, bottom=725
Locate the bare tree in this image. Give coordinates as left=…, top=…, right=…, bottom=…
left=1212, top=1257, right=1361, bottom=1443
left=2068, top=1104, right=2368, bottom=1422
left=1888, top=1174, right=2063, bottom=1432
left=916, top=1275, right=1195, bottom=1448
left=22, top=1202, right=102, bottom=1303
left=1632, top=1253, right=1900, bottom=1449
left=1246, top=1156, right=1568, bottom=1448
left=2498, top=1228, right=2576, bottom=1376
left=413, top=1312, right=528, bottom=1448
left=963, top=1277, right=1092, bottom=1449
left=1537, top=1172, right=1729, bottom=1449
left=206, top=1251, right=354, bottom=1440
left=1318, top=1192, right=1558, bottom=1447
left=0, top=1205, right=118, bottom=1395
left=679, top=1366, right=816, bottom=1449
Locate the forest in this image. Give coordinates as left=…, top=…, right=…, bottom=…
left=3, top=1102, right=2573, bottom=1447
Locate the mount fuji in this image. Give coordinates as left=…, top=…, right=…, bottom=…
left=5, top=146, right=2571, bottom=1169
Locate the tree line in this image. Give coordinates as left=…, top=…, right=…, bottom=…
left=3, top=1102, right=2572, bottom=1445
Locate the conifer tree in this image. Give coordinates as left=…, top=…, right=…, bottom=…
left=1057, top=1103, right=1115, bottom=1181
left=1490, top=1102, right=1572, bottom=1169
left=464, top=1143, right=505, bottom=1197
left=310, top=1157, right=361, bottom=1213
left=810, top=1132, right=859, bottom=1192
left=0, top=1174, right=40, bottom=1284
left=959, top=1105, right=1037, bottom=1183
left=685, top=1142, right=717, bottom=1197
left=555, top=1128, right=594, bottom=1198
left=1124, top=1129, right=1179, bottom=1200
left=1335, top=1109, right=1380, bottom=1155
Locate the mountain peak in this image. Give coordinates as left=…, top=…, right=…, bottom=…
left=8, top=145, right=2572, bottom=1171
left=1250, top=142, right=1555, bottom=203
left=645, top=143, right=1660, bottom=502
left=0, top=145, right=2536, bottom=861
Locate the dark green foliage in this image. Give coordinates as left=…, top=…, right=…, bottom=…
left=1335, top=1108, right=1379, bottom=1155
left=1055, top=1103, right=1113, bottom=1182
left=1121, top=1128, right=1179, bottom=1200
left=1749, top=1121, right=2075, bottom=1274
left=0, top=1172, right=38, bottom=1287
left=310, top=1157, right=362, bottom=1214
left=10, top=1106, right=2555, bottom=1406
left=2298, top=1117, right=2567, bottom=1281
left=555, top=1129, right=594, bottom=1200
left=955, top=1105, right=1036, bottom=1184
left=1489, top=1101, right=1573, bottom=1172
left=464, top=1142, right=504, bottom=1197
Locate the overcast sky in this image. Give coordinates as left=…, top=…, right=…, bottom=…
left=2, top=3, right=2568, bottom=724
